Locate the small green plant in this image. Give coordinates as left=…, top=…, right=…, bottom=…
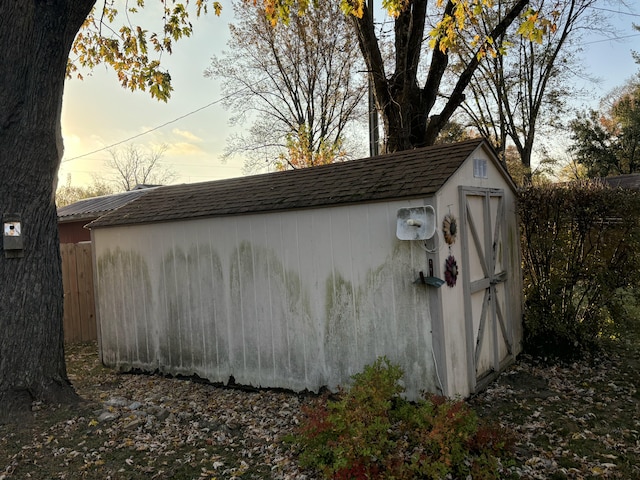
left=292, top=357, right=513, bottom=479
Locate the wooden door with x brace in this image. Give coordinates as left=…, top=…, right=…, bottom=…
left=459, top=186, right=514, bottom=393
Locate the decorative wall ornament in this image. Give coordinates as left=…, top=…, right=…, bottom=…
left=442, top=214, right=458, bottom=245
left=444, top=255, right=458, bottom=287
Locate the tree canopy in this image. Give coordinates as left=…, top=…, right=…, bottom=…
left=107, top=144, right=175, bottom=190
left=206, top=0, right=366, bottom=172
left=69, top=0, right=553, bottom=152
left=461, top=0, right=599, bottom=171
left=569, top=79, right=640, bottom=177
left=68, top=0, right=223, bottom=101
left=56, top=175, right=115, bottom=207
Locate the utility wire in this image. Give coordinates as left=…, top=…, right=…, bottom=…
left=62, top=79, right=264, bottom=163
left=62, top=99, right=221, bottom=163
left=586, top=6, right=640, bottom=17
left=582, top=33, right=640, bottom=45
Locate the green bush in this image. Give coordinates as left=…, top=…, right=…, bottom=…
left=519, top=181, right=640, bottom=359
left=292, top=357, right=512, bottom=479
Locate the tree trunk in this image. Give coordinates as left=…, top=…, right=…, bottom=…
left=352, top=0, right=530, bottom=153
left=0, top=0, right=95, bottom=420
left=381, top=82, right=429, bottom=152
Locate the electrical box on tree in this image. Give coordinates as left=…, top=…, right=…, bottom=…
left=3, top=213, right=24, bottom=258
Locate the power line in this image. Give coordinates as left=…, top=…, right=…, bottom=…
left=62, top=79, right=265, bottom=163
left=587, top=6, right=640, bottom=18
left=62, top=98, right=223, bottom=163
left=582, top=33, right=640, bottom=45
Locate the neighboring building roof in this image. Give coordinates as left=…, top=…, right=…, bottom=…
left=57, top=186, right=158, bottom=223
left=602, top=174, right=640, bottom=190
left=90, top=139, right=502, bottom=228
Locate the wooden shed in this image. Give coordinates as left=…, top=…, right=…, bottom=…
left=89, top=139, right=522, bottom=399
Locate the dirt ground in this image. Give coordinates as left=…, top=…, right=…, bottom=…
left=1, top=336, right=639, bottom=479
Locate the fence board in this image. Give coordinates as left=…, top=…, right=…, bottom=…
left=61, top=242, right=97, bottom=343
left=78, top=243, right=97, bottom=341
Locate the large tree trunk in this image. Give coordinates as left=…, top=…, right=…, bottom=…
left=381, top=82, right=429, bottom=152
left=351, top=0, right=430, bottom=153
left=0, top=0, right=95, bottom=420
left=352, top=0, right=530, bottom=153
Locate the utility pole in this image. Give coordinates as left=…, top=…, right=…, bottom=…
left=368, top=0, right=379, bottom=157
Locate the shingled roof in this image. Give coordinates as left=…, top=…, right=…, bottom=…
left=89, top=139, right=495, bottom=228
left=602, top=174, right=640, bottom=190
left=57, top=186, right=158, bottom=223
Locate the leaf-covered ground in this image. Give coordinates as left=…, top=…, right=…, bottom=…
left=470, top=335, right=640, bottom=479
left=1, top=336, right=638, bottom=479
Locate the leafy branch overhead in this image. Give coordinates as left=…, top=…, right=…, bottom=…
left=263, top=0, right=554, bottom=53
left=68, top=0, right=554, bottom=103
left=68, top=0, right=222, bottom=102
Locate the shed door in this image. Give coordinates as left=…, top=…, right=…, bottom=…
left=459, top=187, right=513, bottom=392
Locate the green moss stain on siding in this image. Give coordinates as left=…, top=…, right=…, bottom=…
left=229, top=241, right=255, bottom=374
left=159, top=247, right=185, bottom=371
left=323, top=240, right=436, bottom=393
left=97, top=248, right=153, bottom=367
left=360, top=262, right=397, bottom=357
left=229, top=240, right=314, bottom=387
left=158, top=244, right=227, bottom=377
left=99, top=228, right=435, bottom=395
left=202, top=243, right=229, bottom=376
left=324, top=273, right=356, bottom=376
left=323, top=262, right=403, bottom=378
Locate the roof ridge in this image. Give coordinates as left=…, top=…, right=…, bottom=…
left=89, top=139, right=488, bottom=228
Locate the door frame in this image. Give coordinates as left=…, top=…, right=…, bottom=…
left=459, top=186, right=514, bottom=393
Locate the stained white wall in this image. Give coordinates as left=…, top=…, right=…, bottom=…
left=93, top=146, right=523, bottom=400
left=93, top=199, right=441, bottom=400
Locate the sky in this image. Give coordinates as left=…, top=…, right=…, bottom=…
left=59, top=1, right=640, bottom=188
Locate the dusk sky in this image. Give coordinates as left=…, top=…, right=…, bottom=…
left=59, top=1, right=640, bottom=188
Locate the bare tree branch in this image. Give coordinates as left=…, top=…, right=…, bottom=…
left=107, top=144, right=174, bottom=191
left=206, top=0, right=367, bottom=171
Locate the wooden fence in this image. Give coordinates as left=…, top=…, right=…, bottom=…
left=61, top=242, right=97, bottom=343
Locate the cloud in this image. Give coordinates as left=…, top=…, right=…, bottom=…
left=166, top=142, right=205, bottom=156
left=172, top=128, right=202, bottom=142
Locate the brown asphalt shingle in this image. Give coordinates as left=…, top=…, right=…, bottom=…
left=603, top=174, right=640, bottom=189
left=57, top=187, right=158, bottom=222
left=89, top=139, right=488, bottom=228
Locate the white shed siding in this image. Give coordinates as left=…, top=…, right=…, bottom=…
left=434, top=181, right=468, bottom=396
left=94, top=199, right=439, bottom=399
left=91, top=140, right=522, bottom=399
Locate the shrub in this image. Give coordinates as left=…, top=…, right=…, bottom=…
left=292, top=357, right=512, bottom=479
left=519, top=181, right=640, bottom=359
